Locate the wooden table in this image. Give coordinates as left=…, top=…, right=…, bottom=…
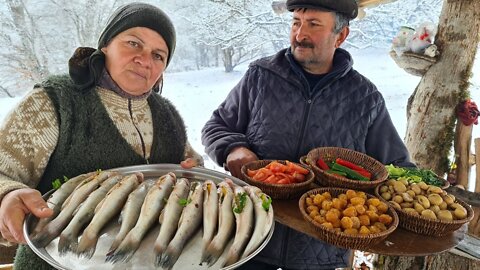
left=273, top=199, right=466, bottom=256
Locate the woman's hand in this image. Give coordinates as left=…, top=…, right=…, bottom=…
left=226, top=146, right=258, bottom=178
left=180, top=158, right=198, bottom=169
left=0, top=188, right=53, bottom=244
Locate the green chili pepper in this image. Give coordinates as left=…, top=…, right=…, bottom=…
left=331, top=163, right=370, bottom=181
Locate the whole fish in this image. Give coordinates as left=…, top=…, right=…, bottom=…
left=57, top=174, right=123, bottom=255
left=241, top=185, right=274, bottom=258
left=31, top=171, right=118, bottom=247
left=202, top=180, right=235, bottom=266
left=153, top=178, right=190, bottom=267
left=200, top=180, right=218, bottom=260
left=223, top=183, right=254, bottom=267
left=106, top=173, right=176, bottom=263
left=106, top=181, right=152, bottom=256
left=159, top=181, right=204, bottom=269
left=30, top=171, right=98, bottom=237
left=76, top=173, right=143, bottom=258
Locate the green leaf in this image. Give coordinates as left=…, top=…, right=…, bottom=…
left=52, top=179, right=62, bottom=190
left=179, top=198, right=191, bottom=207
left=261, top=194, right=272, bottom=211
left=233, top=193, right=247, bottom=214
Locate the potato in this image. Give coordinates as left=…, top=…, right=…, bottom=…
left=325, top=209, right=340, bottom=223
left=410, top=183, right=422, bottom=195
left=399, top=178, right=409, bottom=186
left=428, top=194, right=443, bottom=206
left=401, top=192, right=414, bottom=202
left=321, top=222, right=334, bottom=230
left=365, top=210, right=379, bottom=223
left=416, top=195, right=430, bottom=209
left=429, top=205, right=441, bottom=214
left=350, top=197, right=366, bottom=206
left=393, top=181, right=407, bottom=193
left=346, top=190, right=357, bottom=200
left=413, top=202, right=425, bottom=214
left=314, top=215, right=326, bottom=224
left=381, top=191, right=392, bottom=201
left=358, top=214, right=371, bottom=226
left=355, top=204, right=366, bottom=215
left=418, top=182, right=429, bottom=190
left=374, top=222, right=387, bottom=231
left=378, top=214, right=393, bottom=225
left=379, top=185, right=389, bottom=193
left=427, top=186, right=443, bottom=194
left=306, top=197, right=314, bottom=206
left=392, top=195, right=404, bottom=204
left=341, top=216, right=354, bottom=230
left=359, top=225, right=371, bottom=235
left=351, top=216, right=361, bottom=229
left=389, top=201, right=402, bottom=210
left=321, top=200, right=333, bottom=211
left=406, top=190, right=416, bottom=198
left=453, top=205, right=468, bottom=219
left=400, top=202, right=413, bottom=209
left=437, top=210, right=453, bottom=221
left=343, top=206, right=357, bottom=217
left=307, top=205, right=319, bottom=213
left=442, top=194, right=455, bottom=205
left=322, top=192, right=332, bottom=200
left=421, top=209, right=437, bottom=220
left=377, top=202, right=389, bottom=214
left=403, top=208, right=419, bottom=216
left=439, top=201, right=448, bottom=210
left=313, top=194, right=325, bottom=205
left=343, top=228, right=358, bottom=235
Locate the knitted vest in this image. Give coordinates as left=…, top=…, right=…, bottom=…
left=37, top=74, right=186, bottom=194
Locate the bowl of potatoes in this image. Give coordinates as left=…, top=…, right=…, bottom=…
left=299, top=187, right=399, bottom=250
left=375, top=179, right=474, bottom=236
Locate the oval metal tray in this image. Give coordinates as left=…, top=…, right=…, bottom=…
left=23, top=164, right=274, bottom=270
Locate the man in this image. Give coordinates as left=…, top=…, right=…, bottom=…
left=201, top=0, right=413, bottom=269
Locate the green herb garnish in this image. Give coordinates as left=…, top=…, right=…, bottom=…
left=233, top=193, right=247, bottom=214
left=179, top=198, right=192, bottom=206
left=52, top=176, right=69, bottom=190
left=261, top=194, right=272, bottom=211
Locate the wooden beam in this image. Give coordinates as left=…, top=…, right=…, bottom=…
left=454, top=121, right=473, bottom=188
left=476, top=138, right=480, bottom=193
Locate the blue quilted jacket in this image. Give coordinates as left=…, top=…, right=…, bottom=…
left=201, top=48, right=413, bottom=269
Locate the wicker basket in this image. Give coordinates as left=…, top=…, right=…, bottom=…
left=299, top=155, right=309, bottom=166
left=306, top=147, right=388, bottom=191
left=299, top=187, right=399, bottom=250
left=240, top=160, right=315, bottom=199
left=374, top=185, right=474, bottom=236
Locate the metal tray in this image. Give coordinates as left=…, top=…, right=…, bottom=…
left=23, top=164, right=275, bottom=270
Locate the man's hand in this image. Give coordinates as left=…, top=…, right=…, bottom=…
left=0, top=188, right=53, bottom=244
left=180, top=157, right=198, bottom=169
left=226, top=146, right=258, bottom=178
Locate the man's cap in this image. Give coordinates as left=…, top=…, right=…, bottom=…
left=286, top=0, right=358, bottom=19
left=97, top=2, right=176, bottom=66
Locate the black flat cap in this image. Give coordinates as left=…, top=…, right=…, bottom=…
left=286, top=0, right=358, bottom=19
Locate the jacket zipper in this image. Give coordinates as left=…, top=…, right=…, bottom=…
left=128, top=99, right=149, bottom=164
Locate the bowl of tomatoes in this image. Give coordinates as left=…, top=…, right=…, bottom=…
left=241, top=160, right=315, bottom=199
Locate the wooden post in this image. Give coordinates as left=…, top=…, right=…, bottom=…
left=475, top=138, right=480, bottom=193
left=454, top=121, right=473, bottom=188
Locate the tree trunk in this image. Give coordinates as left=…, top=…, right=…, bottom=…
left=405, top=0, right=480, bottom=175
left=386, top=0, right=480, bottom=268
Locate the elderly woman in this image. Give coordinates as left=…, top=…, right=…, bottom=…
left=0, top=3, right=201, bottom=269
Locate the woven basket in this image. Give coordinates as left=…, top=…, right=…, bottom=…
left=374, top=185, right=474, bottom=236
left=306, top=147, right=388, bottom=191
left=299, top=187, right=399, bottom=250
left=299, top=155, right=309, bottom=166
left=240, top=160, right=315, bottom=199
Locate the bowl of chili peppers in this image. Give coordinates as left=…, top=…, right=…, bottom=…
left=306, top=147, right=388, bottom=191
left=241, top=160, right=315, bottom=199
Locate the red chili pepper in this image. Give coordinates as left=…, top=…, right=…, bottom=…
left=335, top=158, right=371, bottom=179
left=316, top=158, right=330, bottom=170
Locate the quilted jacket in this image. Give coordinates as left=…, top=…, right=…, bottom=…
left=201, top=48, right=413, bottom=269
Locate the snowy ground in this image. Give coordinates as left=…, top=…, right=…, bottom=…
left=1, top=47, right=479, bottom=181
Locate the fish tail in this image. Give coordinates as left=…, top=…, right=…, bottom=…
left=202, top=241, right=223, bottom=266
left=106, top=232, right=142, bottom=263
left=107, top=237, right=122, bottom=256
left=57, top=233, right=78, bottom=255
left=159, top=248, right=181, bottom=269
left=30, top=227, right=58, bottom=248
left=76, top=233, right=98, bottom=259
left=154, top=252, right=164, bottom=268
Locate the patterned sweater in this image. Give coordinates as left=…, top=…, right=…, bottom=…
left=0, top=86, right=202, bottom=239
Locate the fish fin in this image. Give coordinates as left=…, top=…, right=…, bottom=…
left=57, top=233, right=78, bottom=256
left=159, top=247, right=181, bottom=270
left=76, top=233, right=98, bottom=259
left=202, top=240, right=224, bottom=266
